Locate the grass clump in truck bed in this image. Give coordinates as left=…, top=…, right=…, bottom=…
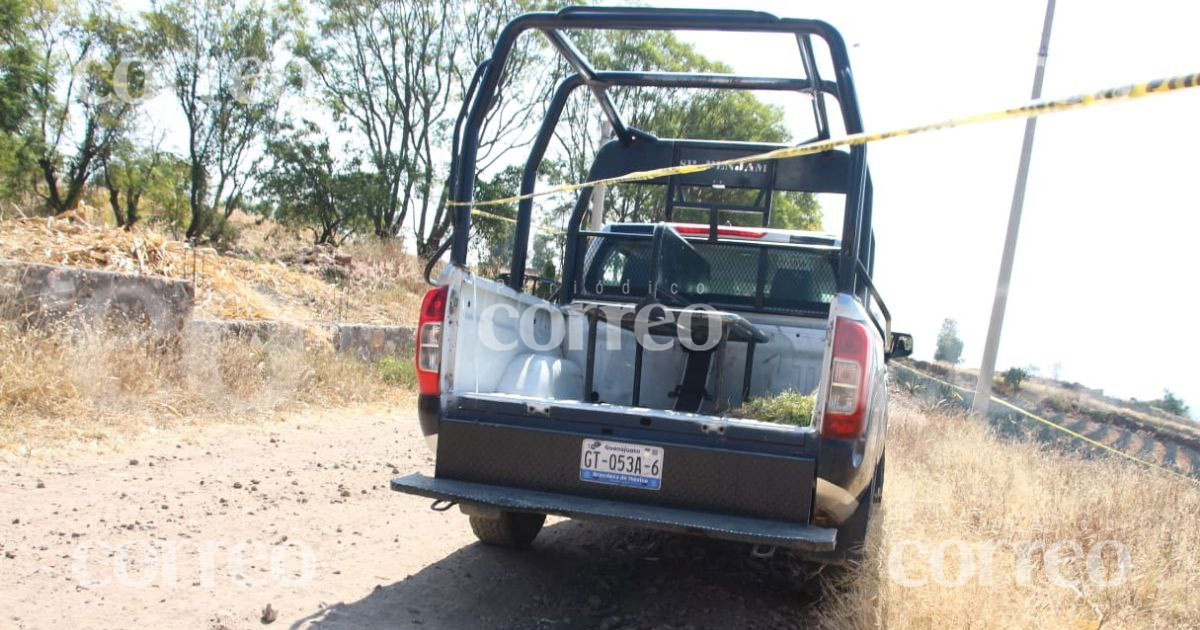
left=727, top=390, right=815, bottom=427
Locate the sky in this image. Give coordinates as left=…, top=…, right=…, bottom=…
left=126, top=0, right=1199, bottom=416
left=653, top=0, right=1199, bottom=415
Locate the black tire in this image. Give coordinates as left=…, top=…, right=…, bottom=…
left=469, top=511, right=546, bottom=548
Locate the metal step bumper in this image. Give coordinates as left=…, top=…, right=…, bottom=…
left=391, top=473, right=837, bottom=551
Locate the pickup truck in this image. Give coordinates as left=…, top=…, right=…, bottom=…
left=392, top=6, right=913, bottom=564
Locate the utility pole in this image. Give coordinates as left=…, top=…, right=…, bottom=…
left=971, top=0, right=1056, bottom=417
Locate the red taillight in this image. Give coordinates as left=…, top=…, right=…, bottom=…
left=672, top=224, right=767, bottom=239
left=415, top=286, right=448, bottom=395
left=823, top=317, right=871, bottom=439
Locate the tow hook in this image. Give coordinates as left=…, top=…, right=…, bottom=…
left=430, top=499, right=457, bottom=512
left=750, top=544, right=776, bottom=559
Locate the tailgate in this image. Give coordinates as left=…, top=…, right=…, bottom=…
left=432, top=416, right=817, bottom=523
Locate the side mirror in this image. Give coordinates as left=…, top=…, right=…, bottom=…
left=887, top=332, right=914, bottom=360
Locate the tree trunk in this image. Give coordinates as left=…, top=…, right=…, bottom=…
left=222, top=193, right=241, bottom=219
left=420, top=194, right=453, bottom=259
left=317, top=224, right=334, bottom=245
left=61, top=165, right=89, bottom=211
left=125, top=190, right=141, bottom=229
left=37, top=157, right=65, bottom=214
left=185, top=161, right=208, bottom=240
left=185, top=205, right=204, bottom=239
left=107, top=185, right=125, bottom=227
left=60, top=119, right=99, bottom=212
left=416, top=182, right=452, bottom=258
left=102, top=161, right=125, bottom=227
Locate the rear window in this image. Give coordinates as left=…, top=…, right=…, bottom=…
left=579, top=236, right=839, bottom=315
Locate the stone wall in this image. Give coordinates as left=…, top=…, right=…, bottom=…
left=185, top=320, right=415, bottom=361
left=186, top=318, right=319, bottom=348
left=0, top=258, right=194, bottom=335
left=334, top=323, right=415, bottom=361
left=1, top=258, right=415, bottom=360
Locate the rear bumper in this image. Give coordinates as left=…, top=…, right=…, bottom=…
left=391, top=473, right=836, bottom=551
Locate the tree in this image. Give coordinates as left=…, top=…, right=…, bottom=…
left=140, top=154, right=191, bottom=237
left=934, top=318, right=964, bottom=364
left=412, top=0, right=560, bottom=257
left=144, top=0, right=289, bottom=239
left=770, top=192, right=822, bottom=231
left=0, top=0, right=39, bottom=133
left=0, top=0, right=41, bottom=200
left=295, top=0, right=455, bottom=240
left=1152, top=390, right=1190, bottom=417
left=469, top=165, right=523, bottom=274
left=296, top=0, right=554, bottom=247
left=27, top=0, right=143, bottom=214
left=259, top=121, right=377, bottom=244
left=97, top=138, right=165, bottom=229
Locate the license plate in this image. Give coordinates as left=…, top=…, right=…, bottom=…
left=579, top=439, right=664, bottom=490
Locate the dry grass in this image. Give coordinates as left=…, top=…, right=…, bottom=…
left=333, top=237, right=430, bottom=325
left=0, top=317, right=407, bottom=449
left=0, top=215, right=425, bottom=325
left=816, top=396, right=1200, bottom=630
left=0, top=213, right=429, bottom=450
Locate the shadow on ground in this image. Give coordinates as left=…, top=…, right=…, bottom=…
left=290, top=519, right=839, bottom=630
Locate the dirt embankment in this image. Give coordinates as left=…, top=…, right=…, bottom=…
left=0, top=216, right=426, bottom=325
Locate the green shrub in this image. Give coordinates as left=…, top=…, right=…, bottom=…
left=1002, top=366, right=1030, bottom=391
left=377, top=355, right=418, bottom=388
left=728, top=390, right=815, bottom=427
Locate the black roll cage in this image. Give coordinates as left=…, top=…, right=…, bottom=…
left=445, top=6, right=885, bottom=340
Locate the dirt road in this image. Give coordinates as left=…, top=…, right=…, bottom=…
left=0, top=405, right=827, bottom=630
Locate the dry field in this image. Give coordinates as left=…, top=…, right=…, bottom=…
left=0, top=317, right=410, bottom=450
left=818, top=398, right=1200, bottom=630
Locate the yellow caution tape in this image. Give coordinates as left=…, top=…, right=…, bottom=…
left=469, top=207, right=563, bottom=234
left=450, top=71, right=1200, bottom=208
left=892, top=363, right=1200, bottom=485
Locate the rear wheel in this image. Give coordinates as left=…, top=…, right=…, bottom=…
left=469, top=511, right=546, bottom=548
